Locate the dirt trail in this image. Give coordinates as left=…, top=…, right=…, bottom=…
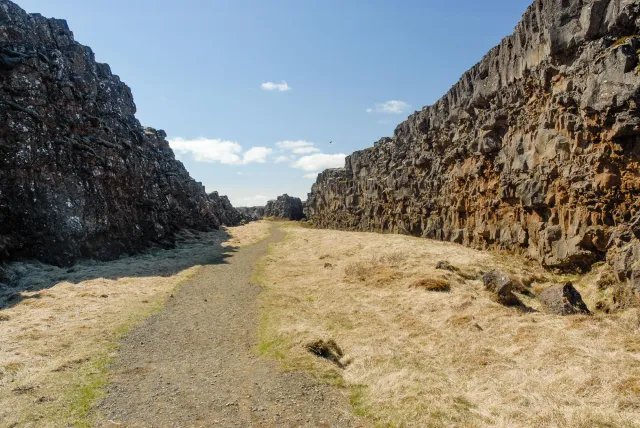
left=98, top=226, right=361, bottom=427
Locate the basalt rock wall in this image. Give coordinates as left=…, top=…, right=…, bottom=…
left=307, top=0, right=640, bottom=284
left=208, top=192, right=244, bottom=227
left=265, top=195, right=305, bottom=220
left=0, top=0, right=240, bottom=266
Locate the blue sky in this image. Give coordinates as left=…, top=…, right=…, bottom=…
left=18, top=0, right=532, bottom=206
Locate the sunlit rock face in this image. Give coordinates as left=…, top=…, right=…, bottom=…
left=307, top=0, right=640, bottom=282
left=0, top=0, right=240, bottom=266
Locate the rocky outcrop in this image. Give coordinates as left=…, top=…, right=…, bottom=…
left=307, top=0, right=640, bottom=286
left=208, top=192, right=243, bottom=226
left=264, top=195, right=305, bottom=220
left=0, top=0, right=240, bottom=266
left=236, top=206, right=265, bottom=221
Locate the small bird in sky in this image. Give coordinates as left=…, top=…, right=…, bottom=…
left=329, top=141, right=333, bottom=144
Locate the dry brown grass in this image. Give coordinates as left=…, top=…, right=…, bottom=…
left=0, top=221, right=269, bottom=427
left=410, top=278, right=451, bottom=292
left=222, top=220, right=271, bottom=248
left=256, top=225, right=640, bottom=427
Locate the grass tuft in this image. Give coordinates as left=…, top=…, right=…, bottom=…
left=410, top=278, right=451, bottom=292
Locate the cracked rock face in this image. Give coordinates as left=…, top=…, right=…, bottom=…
left=307, top=0, right=640, bottom=282
left=236, top=206, right=265, bottom=221
left=0, top=0, right=240, bottom=266
left=264, top=195, right=305, bottom=221
left=208, top=192, right=244, bottom=227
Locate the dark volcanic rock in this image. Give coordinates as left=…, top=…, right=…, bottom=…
left=0, top=1, right=239, bottom=266
left=482, top=270, right=523, bottom=307
left=264, top=195, right=305, bottom=220
left=236, top=206, right=265, bottom=221
left=208, top=192, right=243, bottom=227
left=306, top=1, right=640, bottom=286
left=539, top=282, right=590, bottom=315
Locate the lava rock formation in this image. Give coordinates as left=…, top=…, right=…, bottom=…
left=306, top=0, right=640, bottom=289
left=265, top=195, right=305, bottom=220
left=0, top=0, right=241, bottom=266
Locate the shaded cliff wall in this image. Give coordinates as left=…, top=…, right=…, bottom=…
left=265, top=195, right=305, bottom=220
left=307, top=0, right=640, bottom=283
left=0, top=0, right=240, bottom=266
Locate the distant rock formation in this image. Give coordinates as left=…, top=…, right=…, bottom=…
left=265, top=195, right=305, bottom=220
left=306, top=0, right=640, bottom=289
left=0, top=0, right=241, bottom=266
left=236, top=206, right=265, bottom=221
left=208, top=192, right=244, bottom=226
left=236, top=196, right=306, bottom=221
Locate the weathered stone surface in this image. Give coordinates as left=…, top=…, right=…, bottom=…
left=208, top=192, right=243, bottom=227
left=307, top=0, right=640, bottom=282
left=482, top=270, right=523, bottom=306
left=0, top=1, right=240, bottom=266
left=236, top=206, right=265, bottom=221
left=264, top=195, right=305, bottom=220
left=539, top=282, right=591, bottom=315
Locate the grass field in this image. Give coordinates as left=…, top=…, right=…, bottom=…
left=256, top=223, right=640, bottom=428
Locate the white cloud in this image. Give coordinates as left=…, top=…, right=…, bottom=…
left=276, top=140, right=315, bottom=150
left=294, top=153, right=346, bottom=172
left=367, top=100, right=411, bottom=114
left=274, top=155, right=293, bottom=163
left=275, top=140, right=321, bottom=156
left=275, top=140, right=342, bottom=172
left=261, top=81, right=291, bottom=92
left=292, top=146, right=321, bottom=154
left=242, top=146, right=272, bottom=164
left=170, top=137, right=243, bottom=164
left=169, top=137, right=271, bottom=165
left=304, top=173, right=319, bottom=180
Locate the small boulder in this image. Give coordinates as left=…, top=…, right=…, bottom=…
left=538, top=282, right=590, bottom=315
left=482, top=270, right=523, bottom=306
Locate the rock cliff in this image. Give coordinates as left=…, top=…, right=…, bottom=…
left=208, top=192, right=244, bottom=226
left=0, top=0, right=241, bottom=266
left=307, top=0, right=640, bottom=287
left=265, top=195, right=305, bottom=220
left=236, top=206, right=265, bottom=221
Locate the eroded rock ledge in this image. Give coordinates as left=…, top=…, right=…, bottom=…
left=306, top=0, right=640, bottom=288
left=0, top=0, right=241, bottom=266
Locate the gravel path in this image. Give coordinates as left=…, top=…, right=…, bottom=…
left=98, top=226, right=362, bottom=427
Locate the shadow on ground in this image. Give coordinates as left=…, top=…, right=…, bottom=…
left=0, top=229, right=236, bottom=310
